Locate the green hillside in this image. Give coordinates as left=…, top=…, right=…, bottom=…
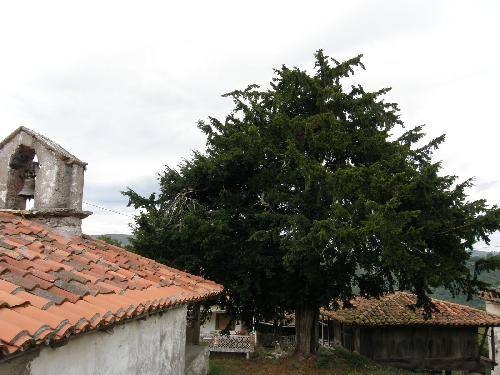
left=90, top=234, right=132, bottom=246
left=431, top=250, right=500, bottom=309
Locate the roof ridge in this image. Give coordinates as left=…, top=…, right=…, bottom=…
left=0, top=126, right=87, bottom=167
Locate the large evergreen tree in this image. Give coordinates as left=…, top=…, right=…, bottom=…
left=124, top=51, right=500, bottom=355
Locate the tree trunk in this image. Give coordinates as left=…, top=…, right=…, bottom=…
left=295, top=305, right=319, bottom=356
left=186, top=303, right=200, bottom=345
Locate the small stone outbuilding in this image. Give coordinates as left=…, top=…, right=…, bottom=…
left=0, top=127, right=223, bottom=374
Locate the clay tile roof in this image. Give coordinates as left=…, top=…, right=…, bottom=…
left=479, top=288, right=500, bottom=303
left=0, top=212, right=223, bottom=359
left=320, top=291, right=500, bottom=327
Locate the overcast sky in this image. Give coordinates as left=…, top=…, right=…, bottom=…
left=0, top=1, right=498, bottom=249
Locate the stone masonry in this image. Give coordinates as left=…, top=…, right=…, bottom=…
left=0, top=127, right=91, bottom=236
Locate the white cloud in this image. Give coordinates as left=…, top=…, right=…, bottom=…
left=0, top=0, right=498, bottom=249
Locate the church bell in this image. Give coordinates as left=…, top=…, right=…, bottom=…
left=18, top=162, right=39, bottom=201
left=18, top=177, right=35, bottom=200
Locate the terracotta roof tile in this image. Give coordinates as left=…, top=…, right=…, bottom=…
left=0, top=211, right=222, bottom=360
left=30, top=259, right=55, bottom=273
left=2, top=273, right=38, bottom=290
left=21, top=308, right=71, bottom=334
left=0, top=246, right=23, bottom=261
left=53, top=270, right=89, bottom=284
left=0, top=291, right=28, bottom=308
left=16, top=247, right=40, bottom=261
left=29, top=269, right=57, bottom=283
left=0, top=279, right=22, bottom=294
left=5, top=237, right=32, bottom=247
left=31, top=287, right=68, bottom=305
left=39, top=259, right=66, bottom=272
left=480, top=289, right=500, bottom=303
left=14, top=291, right=53, bottom=310
left=26, top=274, right=53, bottom=290
left=0, top=308, right=50, bottom=337
left=25, top=241, right=45, bottom=254
left=321, top=291, right=500, bottom=327
left=46, top=285, right=82, bottom=304
left=0, top=320, right=30, bottom=345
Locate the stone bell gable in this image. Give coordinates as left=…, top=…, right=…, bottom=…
left=0, top=126, right=91, bottom=236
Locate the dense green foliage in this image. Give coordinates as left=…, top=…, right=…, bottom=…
left=124, top=51, right=500, bottom=331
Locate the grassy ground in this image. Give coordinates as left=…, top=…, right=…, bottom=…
left=208, top=347, right=417, bottom=375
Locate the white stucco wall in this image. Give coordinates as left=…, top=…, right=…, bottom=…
left=28, top=306, right=187, bottom=375
left=485, top=301, right=500, bottom=375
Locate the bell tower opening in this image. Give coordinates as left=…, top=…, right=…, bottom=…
left=6, top=144, right=38, bottom=210
left=0, top=126, right=91, bottom=236
left=24, top=154, right=39, bottom=210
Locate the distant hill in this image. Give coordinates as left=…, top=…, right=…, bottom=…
left=471, top=249, right=494, bottom=258
left=91, top=234, right=132, bottom=247
left=431, top=250, right=500, bottom=309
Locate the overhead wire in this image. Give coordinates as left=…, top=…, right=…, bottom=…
left=83, top=201, right=135, bottom=218
left=83, top=202, right=499, bottom=250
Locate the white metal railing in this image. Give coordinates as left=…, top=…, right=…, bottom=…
left=209, top=334, right=255, bottom=356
